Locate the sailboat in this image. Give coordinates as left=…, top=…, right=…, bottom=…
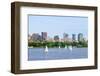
left=68, top=46, right=73, bottom=51
left=45, top=46, right=48, bottom=53
left=59, top=46, right=61, bottom=48
left=65, top=45, right=67, bottom=49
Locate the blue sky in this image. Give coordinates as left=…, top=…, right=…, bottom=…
left=28, top=15, right=88, bottom=39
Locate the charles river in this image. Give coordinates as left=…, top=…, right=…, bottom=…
left=28, top=47, right=88, bottom=61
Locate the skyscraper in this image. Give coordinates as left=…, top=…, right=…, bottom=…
left=78, top=33, right=83, bottom=42
left=63, top=33, right=68, bottom=41
left=32, top=33, right=42, bottom=41
left=41, top=32, right=47, bottom=40
left=72, top=34, right=76, bottom=41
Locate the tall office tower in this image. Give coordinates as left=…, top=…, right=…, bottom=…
left=63, top=33, right=68, bottom=41
left=41, top=32, right=47, bottom=40
left=78, top=33, right=83, bottom=42
left=72, top=34, right=76, bottom=41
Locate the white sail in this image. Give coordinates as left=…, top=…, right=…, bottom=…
left=68, top=46, right=72, bottom=51
left=45, top=46, right=48, bottom=53
left=65, top=45, right=67, bottom=49
left=59, top=46, right=61, bottom=48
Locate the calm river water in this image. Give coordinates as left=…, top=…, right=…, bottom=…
left=28, top=48, right=88, bottom=61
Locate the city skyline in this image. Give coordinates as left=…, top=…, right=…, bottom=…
left=28, top=32, right=87, bottom=41
left=29, top=15, right=88, bottom=38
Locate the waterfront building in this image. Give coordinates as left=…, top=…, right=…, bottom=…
left=47, top=36, right=55, bottom=42
left=41, top=32, right=47, bottom=40
left=72, top=34, right=76, bottom=41
left=60, top=39, right=64, bottom=42
left=54, top=35, right=59, bottom=42
left=63, top=33, right=68, bottom=41
left=32, top=33, right=42, bottom=41
left=78, top=33, right=84, bottom=42
left=67, top=37, right=73, bottom=42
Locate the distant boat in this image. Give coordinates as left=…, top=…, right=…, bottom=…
left=65, top=45, right=67, bottom=49
left=45, top=46, right=48, bottom=53
left=59, top=46, right=61, bottom=48
left=68, top=46, right=72, bottom=51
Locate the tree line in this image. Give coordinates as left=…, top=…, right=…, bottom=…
left=28, top=40, right=88, bottom=48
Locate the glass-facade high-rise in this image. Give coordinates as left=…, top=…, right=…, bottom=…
left=72, top=34, right=76, bottom=41
left=78, top=33, right=83, bottom=42
left=41, top=32, right=47, bottom=40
